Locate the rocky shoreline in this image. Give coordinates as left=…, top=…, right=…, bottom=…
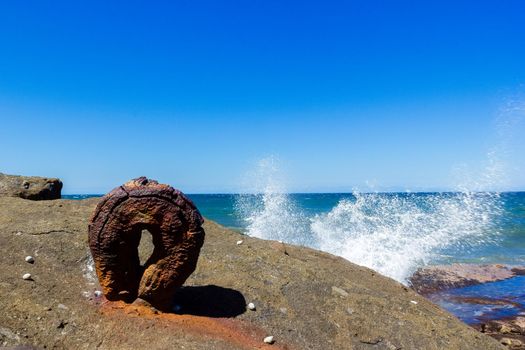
left=410, top=264, right=525, bottom=349
left=0, top=195, right=505, bottom=349
left=410, top=264, right=525, bottom=295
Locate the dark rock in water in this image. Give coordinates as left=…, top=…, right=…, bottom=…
left=0, top=197, right=504, bottom=349
left=409, top=264, right=522, bottom=295
left=0, top=173, right=62, bottom=200
left=88, top=177, right=205, bottom=310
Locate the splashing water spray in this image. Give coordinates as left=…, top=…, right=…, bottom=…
left=236, top=103, right=524, bottom=283
left=235, top=156, right=311, bottom=245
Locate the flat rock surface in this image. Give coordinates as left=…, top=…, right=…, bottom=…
left=410, top=264, right=525, bottom=295
left=0, top=197, right=504, bottom=349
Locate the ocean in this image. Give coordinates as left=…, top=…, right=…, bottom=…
left=66, top=191, right=525, bottom=324
left=65, top=191, right=525, bottom=283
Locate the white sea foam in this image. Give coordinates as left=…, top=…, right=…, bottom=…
left=310, top=191, right=502, bottom=282
left=235, top=156, right=312, bottom=245
left=236, top=100, right=524, bottom=283
left=236, top=155, right=504, bottom=283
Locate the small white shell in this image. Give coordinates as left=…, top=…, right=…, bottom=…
left=263, top=336, right=274, bottom=344
left=247, top=302, right=256, bottom=310
left=410, top=300, right=418, bottom=305
left=25, top=256, right=35, bottom=263
left=236, top=240, right=243, bottom=245
left=22, top=273, right=32, bottom=280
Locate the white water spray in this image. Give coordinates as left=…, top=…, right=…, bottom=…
left=235, top=157, right=311, bottom=245
left=310, top=191, right=502, bottom=282
left=236, top=113, right=514, bottom=283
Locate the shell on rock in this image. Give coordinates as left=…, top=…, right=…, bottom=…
left=263, top=336, right=274, bottom=344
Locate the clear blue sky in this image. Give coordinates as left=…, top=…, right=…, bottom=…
left=0, top=1, right=524, bottom=193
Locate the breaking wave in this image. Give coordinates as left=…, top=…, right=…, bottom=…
left=235, top=157, right=504, bottom=283
left=310, top=191, right=502, bottom=282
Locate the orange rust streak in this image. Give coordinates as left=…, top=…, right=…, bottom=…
left=100, top=300, right=290, bottom=350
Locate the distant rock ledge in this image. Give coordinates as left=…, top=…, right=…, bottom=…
left=409, top=264, right=525, bottom=295
left=0, top=173, right=62, bottom=200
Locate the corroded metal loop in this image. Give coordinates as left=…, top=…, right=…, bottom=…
left=88, top=177, right=205, bottom=309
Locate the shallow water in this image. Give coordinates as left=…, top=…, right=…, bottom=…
left=427, top=275, right=525, bottom=324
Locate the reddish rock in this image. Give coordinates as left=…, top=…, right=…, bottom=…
left=410, top=264, right=525, bottom=349
left=88, top=177, right=205, bottom=309
left=409, top=264, right=522, bottom=295
left=476, top=317, right=525, bottom=350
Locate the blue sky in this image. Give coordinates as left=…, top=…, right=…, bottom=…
left=0, top=1, right=524, bottom=193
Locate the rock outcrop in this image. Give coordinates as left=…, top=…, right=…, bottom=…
left=0, top=173, right=62, bottom=200
left=475, top=318, right=525, bottom=349
left=410, top=264, right=525, bottom=295
left=410, top=264, right=525, bottom=349
left=0, top=197, right=504, bottom=350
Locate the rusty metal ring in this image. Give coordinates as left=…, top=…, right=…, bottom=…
left=88, top=177, right=205, bottom=309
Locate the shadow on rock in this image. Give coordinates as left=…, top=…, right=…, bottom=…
left=171, top=285, right=246, bottom=317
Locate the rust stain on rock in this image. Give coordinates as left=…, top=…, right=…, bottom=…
left=100, top=300, right=289, bottom=350
left=88, top=177, right=205, bottom=310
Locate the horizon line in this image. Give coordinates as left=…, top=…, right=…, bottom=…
left=62, top=190, right=525, bottom=196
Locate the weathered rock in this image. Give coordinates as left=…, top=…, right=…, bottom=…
left=410, top=264, right=525, bottom=349
left=409, top=264, right=523, bottom=294
left=0, top=173, right=62, bottom=200
left=0, top=196, right=504, bottom=350
left=476, top=318, right=525, bottom=350
left=88, top=177, right=205, bottom=309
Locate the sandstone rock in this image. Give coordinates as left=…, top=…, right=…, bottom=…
left=0, top=173, right=62, bottom=200
left=411, top=265, right=525, bottom=349
left=409, top=264, right=523, bottom=294
left=0, top=196, right=504, bottom=350
left=479, top=319, right=525, bottom=348
left=501, top=338, right=513, bottom=345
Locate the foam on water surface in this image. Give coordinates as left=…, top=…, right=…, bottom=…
left=235, top=157, right=505, bottom=283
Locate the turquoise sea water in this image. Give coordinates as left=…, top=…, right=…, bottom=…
left=65, top=191, right=525, bottom=280
left=66, top=191, right=525, bottom=324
